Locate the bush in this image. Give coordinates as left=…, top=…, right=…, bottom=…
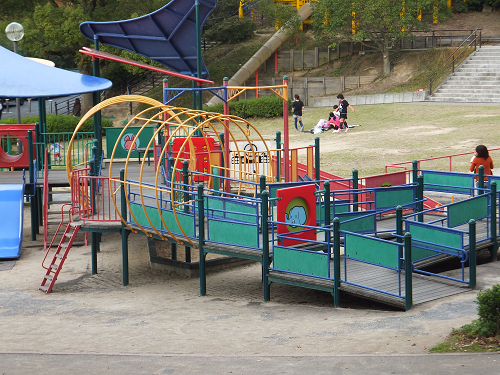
left=204, top=16, right=255, bottom=44
left=206, top=96, right=292, bottom=118
left=0, top=114, right=112, bottom=134
left=462, top=284, right=500, bottom=337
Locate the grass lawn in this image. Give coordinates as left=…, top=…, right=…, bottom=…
left=248, top=103, right=500, bottom=178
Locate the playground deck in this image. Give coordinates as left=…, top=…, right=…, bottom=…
left=269, top=256, right=470, bottom=309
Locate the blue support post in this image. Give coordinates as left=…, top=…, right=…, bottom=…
left=404, top=232, right=413, bottom=311
left=120, top=168, right=129, bottom=285
left=275, top=131, right=281, bottom=182
left=262, top=190, right=270, bottom=301
left=333, top=217, right=341, bottom=307
left=198, top=184, right=206, bottom=296
left=469, top=219, right=476, bottom=289
left=491, top=182, right=497, bottom=262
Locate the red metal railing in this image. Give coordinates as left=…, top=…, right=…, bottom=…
left=385, top=147, right=500, bottom=173
left=71, top=173, right=121, bottom=223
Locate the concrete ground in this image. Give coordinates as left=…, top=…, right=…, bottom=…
left=1, top=207, right=500, bottom=374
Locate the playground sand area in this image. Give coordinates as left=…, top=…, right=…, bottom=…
left=3, top=102, right=500, bottom=360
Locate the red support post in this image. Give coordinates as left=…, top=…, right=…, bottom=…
left=283, top=76, right=290, bottom=182
left=223, top=77, right=230, bottom=193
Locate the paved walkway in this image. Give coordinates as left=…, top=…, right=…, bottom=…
left=1, top=208, right=500, bottom=374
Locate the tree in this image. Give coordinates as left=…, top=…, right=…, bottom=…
left=311, top=0, right=451, bottom=77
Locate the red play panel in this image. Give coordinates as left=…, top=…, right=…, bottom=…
left=277, top=184, right=317, bottom=246
left=0, top=124, right=36, bottom=168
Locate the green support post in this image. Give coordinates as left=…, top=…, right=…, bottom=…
left=212, top=166, right=220, bottom=196
left=198, top=184, right=206, bottom=296
left=314, top=136, right=320, bottom=181
left=469, top=219, right=476, bottom=289
left=183, top=160, right=189, bottom=213
left=260, top=174, right=266, bottom=195
left=333, top=217, right=341, bottom=307
left=275, top=131, right=281, bottom=182
left=28, top=130, right=36, bottom=241
left=417, top=175, right=424, bottom=222
left=352, top=169, right=358, bottom=212
left=324, top=181, right=331, bottom=243
left=195, top=0, right=203, bottom=111
left=396, top=206, right=403, bottom=243
left=169, top=156, right=174, bottom=181
left=261, top=190, right=270, bottom=301
left=478, top=165, right=484, bottom=195
left=92, top=37, right=102, bottom=167
left=490, top=182, right=497, bottom=262
left=404, top=232, right=413, bottom=311
left=219, top=132, right=225, bottom=171
left=412, top=160, right=418, bottom=183
left=120, top=168, right=129, bottom=285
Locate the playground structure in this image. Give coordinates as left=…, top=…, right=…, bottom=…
left=22, top=87, right=496, bottom=310
left=1, top=0, right=498, bottom=311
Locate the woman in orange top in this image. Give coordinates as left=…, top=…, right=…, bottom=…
left=470, top=145, right=494, bottom=182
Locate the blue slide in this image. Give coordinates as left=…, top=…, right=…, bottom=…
left=0, top=183, right=25, bottom=259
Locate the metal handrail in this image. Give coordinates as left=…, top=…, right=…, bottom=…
left=428, top=29, right=482, bottom=94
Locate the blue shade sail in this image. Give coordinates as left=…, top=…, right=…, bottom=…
left=0, top=45, right=112, bottom=98
left=79, top=0, right=217, bottom=79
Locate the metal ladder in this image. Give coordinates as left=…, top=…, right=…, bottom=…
left=39, top=223, right=80, bottom=293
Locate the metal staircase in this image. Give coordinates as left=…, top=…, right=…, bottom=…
left=39, top=220, right=81, bottom=293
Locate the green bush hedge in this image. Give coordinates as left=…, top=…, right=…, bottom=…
left=0, top=114, right=112, bottom=134
left=461, top=284, right=500, bottom=337
left=205, top=96, right=292, bottom=119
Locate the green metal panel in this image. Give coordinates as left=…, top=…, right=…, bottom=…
left=225, top=201, right=258, bottom=223
left=130, top=203, right=162, bottom=228
left=407, top=223, right=462, bottom=261
left=208, top=220, right=258, bottom=247
left=448, top=195, right=488, bottom=227
left=345, top=234, right=399, bottom=269
left=162, top=210, right=195, bottom=237
left=317, top=200, right=349, bottom=222
left=339, top=213, right=375, bottom=232
left=376, top=188, right=414, bottom=209
left=423, top=172, right=473, bottom=193
left=273, top=246, right=329, bottom=277
left=207, top=199, right=257, bottom=223
left=105, top=126, right=156, bottom=159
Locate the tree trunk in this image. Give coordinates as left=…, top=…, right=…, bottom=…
left=79, top=63, right=94, bottom=115
left=382, top=44, right=391, bottom=77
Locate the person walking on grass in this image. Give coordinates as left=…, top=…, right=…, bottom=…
left=292, top=94, right=304, bottom=132
left=336, top=93, right=354, bottom=133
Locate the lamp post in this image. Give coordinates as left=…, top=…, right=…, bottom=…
left=5, top=22, right=24, bottom=124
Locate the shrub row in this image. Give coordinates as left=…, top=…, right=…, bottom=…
left=0, top=114, right=112, bottom=134
left=205, top=96, right=292, bottom=119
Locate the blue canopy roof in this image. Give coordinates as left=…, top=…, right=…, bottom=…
left=79, top=0, right=217, bottom=78
left=0, top=45, right=112, bottom=98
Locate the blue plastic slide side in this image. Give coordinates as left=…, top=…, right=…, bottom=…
left=0, top=184, right=24, bottom=259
